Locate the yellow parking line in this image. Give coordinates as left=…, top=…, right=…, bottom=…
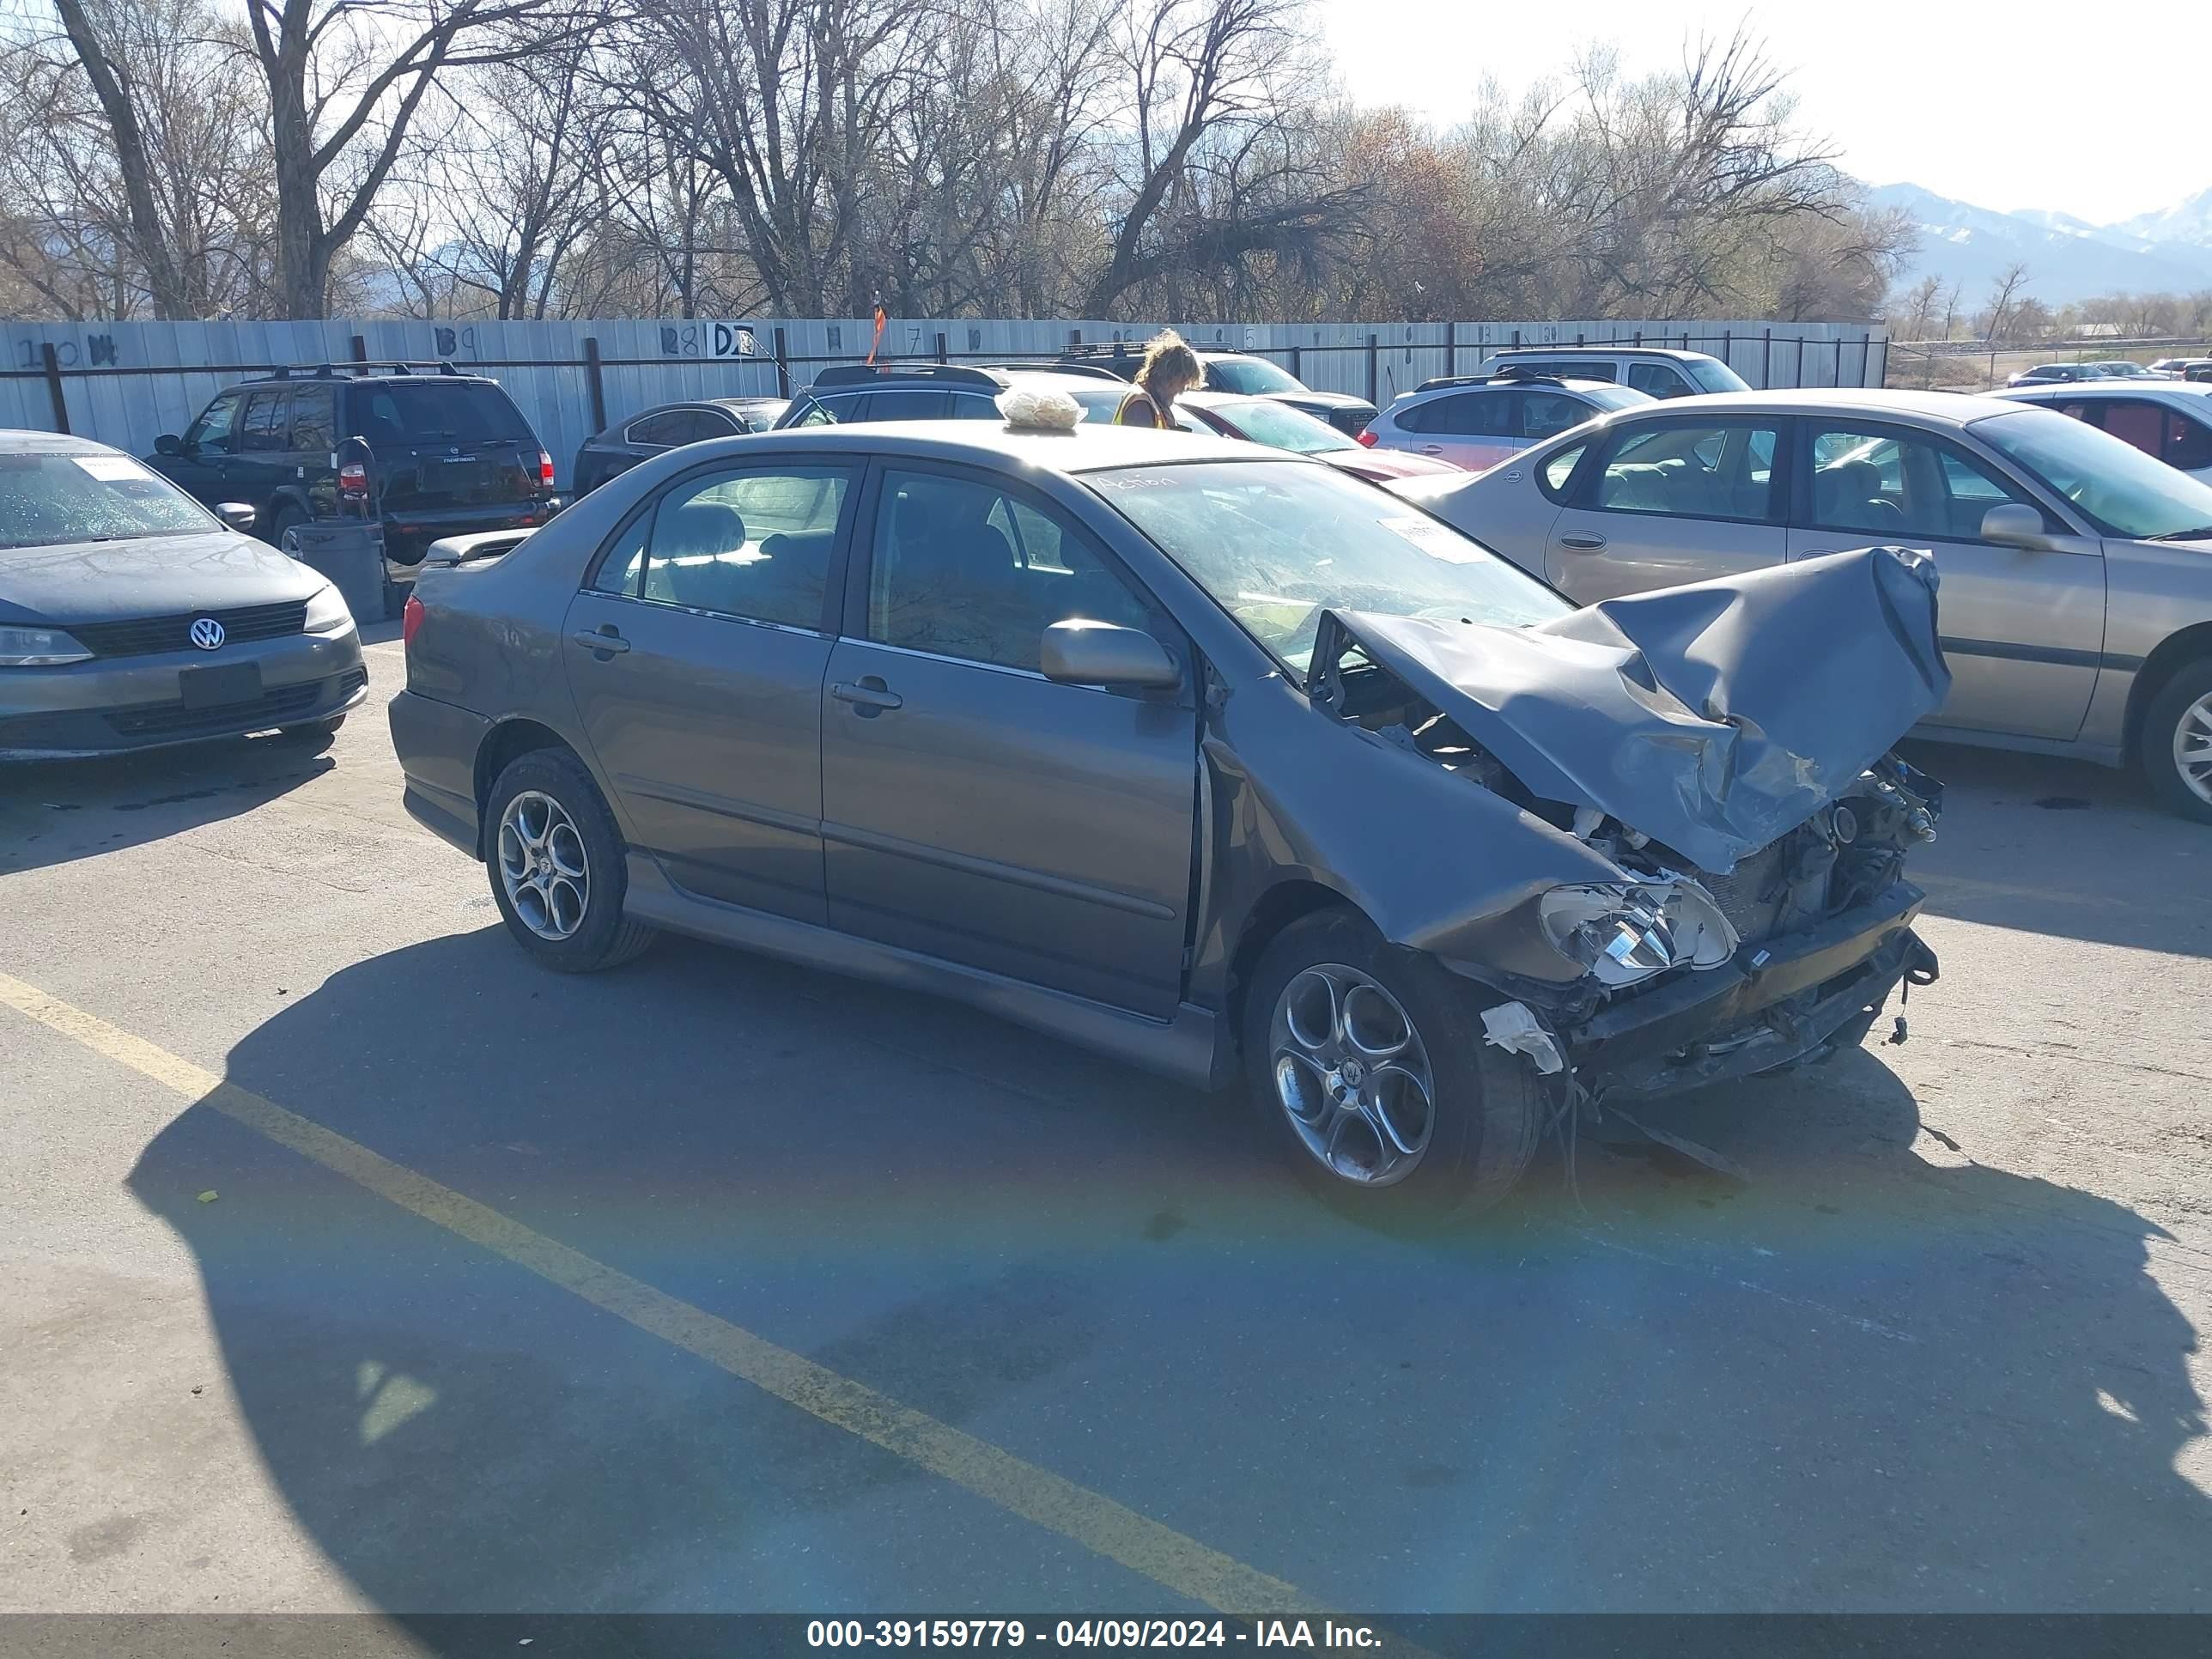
left=0, top=970, right=1319, bottom=1614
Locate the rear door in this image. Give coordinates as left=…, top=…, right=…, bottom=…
left=287, top=385, right=338, bottom=520
left=1541, top=413, right=1790, bottom=600
left=228, top=388, right=297, bottom=526
left=819, top=463, right=1199, bottom=1017
left=1398, top=390, right=1522, bottom=471
left=1785, top=418, right=2104, bottom=740
left=562, top=461, right=858, bottom=921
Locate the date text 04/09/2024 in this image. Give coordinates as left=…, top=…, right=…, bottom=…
left=805, top=1623, right=1385, bottom=1650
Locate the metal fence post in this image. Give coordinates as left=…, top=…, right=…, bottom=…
left=935, top=331, right=948, bottom=365
left=1762, top=329, right=1771, bottom=389
left=774, top=326, right=791, bottom=398
left=349, top=335, right=368, bottom=368
left=1291, top=344, right=1303, bottom=381
left=1366, top=332, right=1378, bottom=404
left=1875, top=335, right=1891, bottom=388
left=40, top=343, right=69, bottom=433
left=583, top=337, right=606, bottom=433
left=1796, top=336, right=1806, bottom=386
left=1835, top=337, right=1845, bottom=384
left=1722, top=329, right=1732, bottom=374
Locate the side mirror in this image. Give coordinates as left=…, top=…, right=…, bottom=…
left=1039, top=619, right=1179, bottom=689
left=214, top=501, right=256, bottom=532
left=1980, top=501, right=2055, bottom=550
left=155, top=434, right=183, bottom=457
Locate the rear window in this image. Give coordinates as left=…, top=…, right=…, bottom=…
left=348, top=381, right=534, bottom=447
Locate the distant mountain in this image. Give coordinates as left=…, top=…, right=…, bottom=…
left=1870, top=182, right=2212, bottom=306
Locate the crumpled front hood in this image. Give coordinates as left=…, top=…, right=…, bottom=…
left=1325, top=546, right=1951, bottom=872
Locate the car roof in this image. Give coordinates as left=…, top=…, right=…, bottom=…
left=723, top=418, right=1267, bottom=473
left=228, top=368, right=500, bottom=388
left=2005, top=381, right=2212, bottom=402
left=1486, top=345, right=1720, bottom=362
left=0, top=428, right=122, bottom=456
left=1400, top=374, right=1620, bottom=398
left=1601, top=386, right=2025, bottom=424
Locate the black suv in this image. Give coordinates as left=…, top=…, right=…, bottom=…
left=1053, top=343, right=1378, bottom=436
left=147, top=362, right=558, bottom=562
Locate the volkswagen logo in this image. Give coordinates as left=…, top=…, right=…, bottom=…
left=189, top=617, right=226, bottom=651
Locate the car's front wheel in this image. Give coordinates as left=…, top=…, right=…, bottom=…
left=484, top=748, right=657, bottom=971
left=2142, top=658, right=2212, bottom=824
left=1242, top=907, right=1546, bottom=1219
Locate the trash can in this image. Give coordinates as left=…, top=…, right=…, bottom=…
left=283, top=519, right=392, bottom=623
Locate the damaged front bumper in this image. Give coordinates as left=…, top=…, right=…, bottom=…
left=1498, top=881, right=1939, bottom=1102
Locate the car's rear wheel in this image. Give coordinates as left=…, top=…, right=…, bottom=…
left=1242, top=907, right=1546, bottom=1220
left=484, top=748, right=657, bottom=971
left=2142, top=659, right=2212, bottom=824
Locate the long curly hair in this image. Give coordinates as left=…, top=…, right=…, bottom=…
left=1134, top=330, right=1204, bottom=399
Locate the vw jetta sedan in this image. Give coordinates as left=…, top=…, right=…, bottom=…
left=1395, top=389, right=2212, bottom=823
left=390, top=420, right=1945, bottom=1212
left=2, top=431, right=366, bottom=760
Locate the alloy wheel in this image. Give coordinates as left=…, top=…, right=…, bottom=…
left=2174, top=691, right=2212, bottom=806
left=1269, top=963, right=1437, bottom=1186
left=497, top=789, right=591, bottom=941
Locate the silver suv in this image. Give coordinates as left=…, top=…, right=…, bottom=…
left=1364, top=373, right=1650, bottom=472
left=1474, top=346, right=1750, bottom=400
left=1395, top=388, right=2212, bottom=821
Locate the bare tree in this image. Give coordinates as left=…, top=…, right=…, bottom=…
left=1983, top=261, right=2031, bottom=343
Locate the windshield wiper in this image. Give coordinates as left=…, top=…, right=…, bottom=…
left=2148, top=525, right=2212, bottom=542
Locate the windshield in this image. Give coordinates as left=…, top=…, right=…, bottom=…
left=1972, top=406, right=2212, bottom=540
left=1088, top=459, right=1571, bottom=672
left=1688, top=357, right=1753, bottom=393
left=0, top=451, right=219, bottom=550
left=1201, top=357, right=1305, bottom=396
left=1212, top=398, right=1353, bottom=454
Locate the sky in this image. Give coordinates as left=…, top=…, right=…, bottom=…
left=1314, top=0, right=2212, bottom=225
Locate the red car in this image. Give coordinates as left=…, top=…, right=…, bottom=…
left=1172, top=391, right=1460, bottom=483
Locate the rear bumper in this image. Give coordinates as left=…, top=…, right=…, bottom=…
left=1561, top=882, right=1937, bottom=1101
left=389, top=689, right=491, bottom=856
left=0, top=632, right=368, bottom=760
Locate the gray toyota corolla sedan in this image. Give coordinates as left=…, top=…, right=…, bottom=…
left=2, top=431, right=366, bottom=760
left=390, top=416, right=1947, bottom=1212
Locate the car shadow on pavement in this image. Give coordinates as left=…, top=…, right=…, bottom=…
left=1902, top=738, right=2212, bottom=958
left=1, top=737, right=335, bottom=879
left=126, top=928, right=2211, bottom=1616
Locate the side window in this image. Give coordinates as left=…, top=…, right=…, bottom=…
left=1626, top=362, right=1690, bottom=398
left=690, top=410, right=741, bottom=441
left=640, top=465, right=849, bottom=629
left=1519, top=360, right=1613, bottom=383
left=2098, top=400, right=2164, bottom=459
left=238, top=391, right=291, bottom=453
left=591, top=513, right=649, bottom=597
left=1540, top=443, right=1587, bottom=500
left=625, top=410, right=690, bottom=447
left=187, top=392, right=242, bottom=454
left=1807, top=424, right=2033, bottom=541
left=1594, top=422, right=1781, bottom=520
left=1406, top=392, right=1510, bottom=435
left=2166, top=411, right=2212, bottom=471
left=868, top=470, right=1153, bottom=674
left=790, top=398, right=838, bottom=428
left=1522, top=392, right=1592, bottom=441
left=289, top=387, right=335, bottom=452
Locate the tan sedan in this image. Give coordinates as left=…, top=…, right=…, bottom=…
left=1395, top=388, right=2212, bottom=822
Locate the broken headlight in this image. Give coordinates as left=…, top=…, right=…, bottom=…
left=1539, top=879, right=1740, bottom=988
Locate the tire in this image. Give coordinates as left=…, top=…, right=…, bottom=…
left=265, top=501, right=306, bottom=548
left=1241, top=906, right=1545, bottom=1222
left=483, top=747, right=657, bottom=972
left=2141, top=658, right=2212, bottom=824
left=273, top=714, right=345, bottom=752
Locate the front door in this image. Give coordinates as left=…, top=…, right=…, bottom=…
left=151, top=390, right=244, bottom=506
left=820, top=464, right=1199, bottom=1018
left=1787, top=419, right=2105, bottom=741
left=562, top=461, right=858, bottom=921
left=1542, top=414, right=1789, bottom=601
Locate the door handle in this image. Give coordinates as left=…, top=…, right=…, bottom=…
left=1420, top=445, right=1443, bottom=455
left=1558, top=533, right=1608, bottom=550
left=831, top=678, right=902, bottom=714
left=570, top=627, right=629, bottom=655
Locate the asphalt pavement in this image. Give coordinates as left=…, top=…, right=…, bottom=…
left=3, top=629, right=2209, bottom=1618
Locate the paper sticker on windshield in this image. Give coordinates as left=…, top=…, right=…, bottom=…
left=1378, top=514, right=1478, bottom=562
left=74, top=455, right=151, bottom=483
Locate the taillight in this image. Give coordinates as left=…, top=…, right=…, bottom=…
left=1355, top=428, right=1377, bottom=447
left=401, top=592, right=424, bottom=646
left=539, top=451, right=555, bottom=489
left=338, top=461, right=368, bottom=499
